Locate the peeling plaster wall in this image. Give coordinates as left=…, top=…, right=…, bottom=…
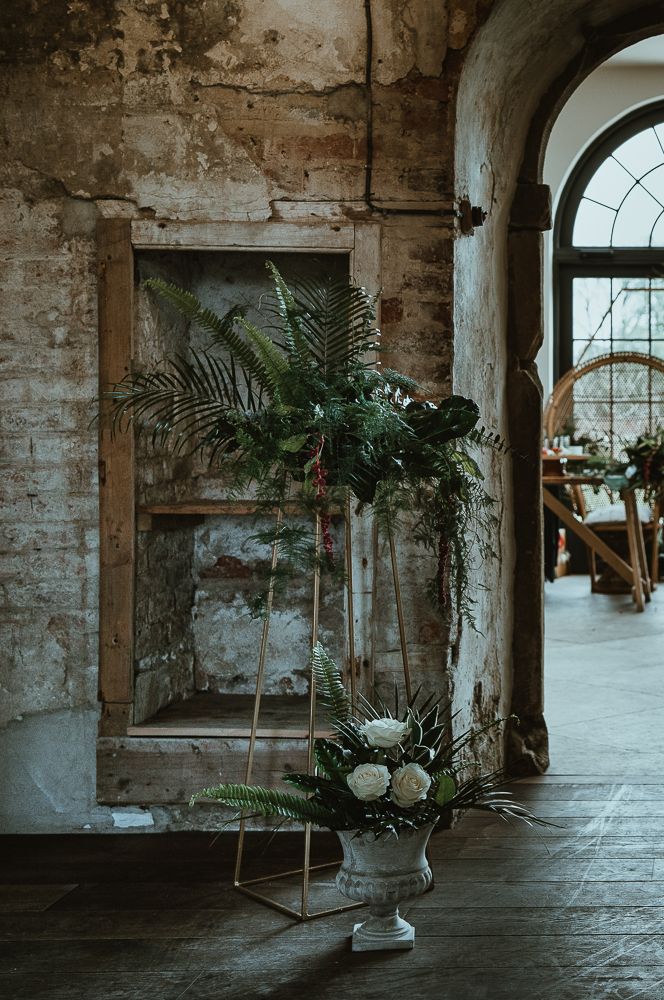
left=1, top=0, right=514, bottom=832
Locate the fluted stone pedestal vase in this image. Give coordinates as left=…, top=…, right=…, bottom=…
left=335, top=825, right=434, bottom=951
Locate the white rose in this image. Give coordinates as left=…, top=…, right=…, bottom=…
left=390, top=763, right=432, bottom=808
left=346, top=763, right=391, bottom=801
left=360, top=717, right=410, bottom=749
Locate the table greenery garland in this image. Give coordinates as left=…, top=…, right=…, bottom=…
left=190, top=644, right=546, bottom=837
left=583, top=427, right=664, bottom=500
left=108, top=262, right=502, bottom=625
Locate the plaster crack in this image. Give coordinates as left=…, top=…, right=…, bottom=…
left=15, top=159, right=139, bottom=208
left=190, top=79, right=366, bottom=99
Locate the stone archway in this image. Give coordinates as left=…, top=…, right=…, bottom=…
left=454, top=2, right=664, bottom=775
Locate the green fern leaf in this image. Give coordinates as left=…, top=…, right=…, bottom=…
left=264, top=261, right=314, bottom=369
left=311, top=643, right=351, bottom=724
left=236, top=316, right=289, bottom=392
left=190, top=783, right=337, bottom=825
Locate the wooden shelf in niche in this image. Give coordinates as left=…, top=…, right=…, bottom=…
left=137, top=499, right=344, bottom=530
left=127, top=692, right=333, bottom=739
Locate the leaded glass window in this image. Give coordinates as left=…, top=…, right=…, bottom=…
left=554, top=103, right=664, bottom=378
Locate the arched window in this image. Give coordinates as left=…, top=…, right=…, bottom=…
left=554, top=102, right=664, bottom=379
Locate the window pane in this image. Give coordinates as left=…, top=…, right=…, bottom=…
left=611, top=184, right=662, bottom=245
left=613, top=127, right=664, bottom=177
left=570, top=277, right=661, bottom=365
left=572, top=277, right=611, bottom=349
left=573, top=339, right=610, bottom=363
left=612, top=284, right=650, bottom=339
left=650, top=211, right=664, bottom=246
left=583, top=156, right=633, bottom=209
left=639, top=163, right=664, bottom=207
left=651, top=287, right=664, bottom=335
left=653, top=122, right=664, bottom=153
left=572, top=198, right=615, bottom=245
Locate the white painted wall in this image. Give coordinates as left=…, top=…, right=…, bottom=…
left=540, top=45, right=664, bottom=398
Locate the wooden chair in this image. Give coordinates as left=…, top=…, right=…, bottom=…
left=544, top=352, right=664, bottom=589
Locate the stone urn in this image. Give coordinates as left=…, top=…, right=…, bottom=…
left=335, top=824, right=434, bottom=951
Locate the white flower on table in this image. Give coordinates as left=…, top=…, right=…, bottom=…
left=390, top=762, right=432, bottom=808
left=346, top=763, right=391, bottom=801
left=359, top=717, right=410, bottom=749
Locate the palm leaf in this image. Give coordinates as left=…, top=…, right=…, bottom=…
left=287, top=275, right=378, bottom=375
left=313, top=738, right=347, bottom=779
left=442, top=770, right=553, bottom=828
left=144, top=278, right=270, bottom=390
left=190, top=783, right=337, bottom=825
left=310, top=643, right=351, bottom=724
left=108, top=352, right=246, bottom=456
left=437, top=716, right=507, bottom=765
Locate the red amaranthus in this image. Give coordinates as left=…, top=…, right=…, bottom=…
left=308, top=435, right=334, bottom=566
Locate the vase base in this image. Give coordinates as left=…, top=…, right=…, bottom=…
left=352, top=920, right=414, bottom=951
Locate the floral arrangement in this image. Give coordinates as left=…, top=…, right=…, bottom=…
left=622, top=427, right=664, bottom=501
left=587, top=427, right=664, bottom=501
left=190, top=645, right=545, bottom=837
left=108, top=263, right=500, bottom=624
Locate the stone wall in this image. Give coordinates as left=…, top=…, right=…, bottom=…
left=0, top=0, right=507, bottom=833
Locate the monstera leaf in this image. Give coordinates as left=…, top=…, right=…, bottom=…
left=405, top=396, right=480, bottom=447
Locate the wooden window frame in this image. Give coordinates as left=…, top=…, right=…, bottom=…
left=97, top=218, right=382, bottom=740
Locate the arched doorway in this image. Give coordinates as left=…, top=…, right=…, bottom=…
left=453, top=2, right=664, bottom=776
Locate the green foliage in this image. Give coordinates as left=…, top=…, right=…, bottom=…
left=190, top=783, right=337, bottom=825
left=587, top=425, right=664, bottom=502
left=107, top=262, right=499, bottom=625
left=623, top=426, right=664, bottom=502
left=311, top=642, right=352, bottom=724
left=190, top=647, right=548, bottom=837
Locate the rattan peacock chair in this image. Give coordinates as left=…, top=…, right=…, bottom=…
left=544, top=352, right=664, bottom=589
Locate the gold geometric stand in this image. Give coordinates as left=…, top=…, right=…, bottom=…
left=233, top=497, right=413, bottom=921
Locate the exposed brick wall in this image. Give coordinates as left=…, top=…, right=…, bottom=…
left=0, top=0, right=493, bottom=831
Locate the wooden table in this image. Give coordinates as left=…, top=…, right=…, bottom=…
left=542, top=474, right=652, bottom=612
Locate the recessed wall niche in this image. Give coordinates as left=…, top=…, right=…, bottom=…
left=96, top=218, right=385, bottom=805
left=132, top=250, right=349, bottom=727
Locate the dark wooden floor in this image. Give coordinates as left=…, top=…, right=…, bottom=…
left=3, top=577, right=664, bottom=999
left=3, top=784, right=664, bottom=1000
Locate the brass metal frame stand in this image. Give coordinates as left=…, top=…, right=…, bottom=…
left=233, top=500, right=412, bottom=920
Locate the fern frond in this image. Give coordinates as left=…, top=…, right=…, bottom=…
left=468, top=424, right=511, bottom=454
left=310, top=643, right=352, bottom=724
left=190, top=783, right=337, bottom=825
left=236, top=316, right=289, bottom=393
left=264, top=261, right=315, bottom=369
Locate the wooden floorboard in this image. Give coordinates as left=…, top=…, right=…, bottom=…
left=3, top=820, right=664, bottom=998
left=1, top=577, right=663, bottom=999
